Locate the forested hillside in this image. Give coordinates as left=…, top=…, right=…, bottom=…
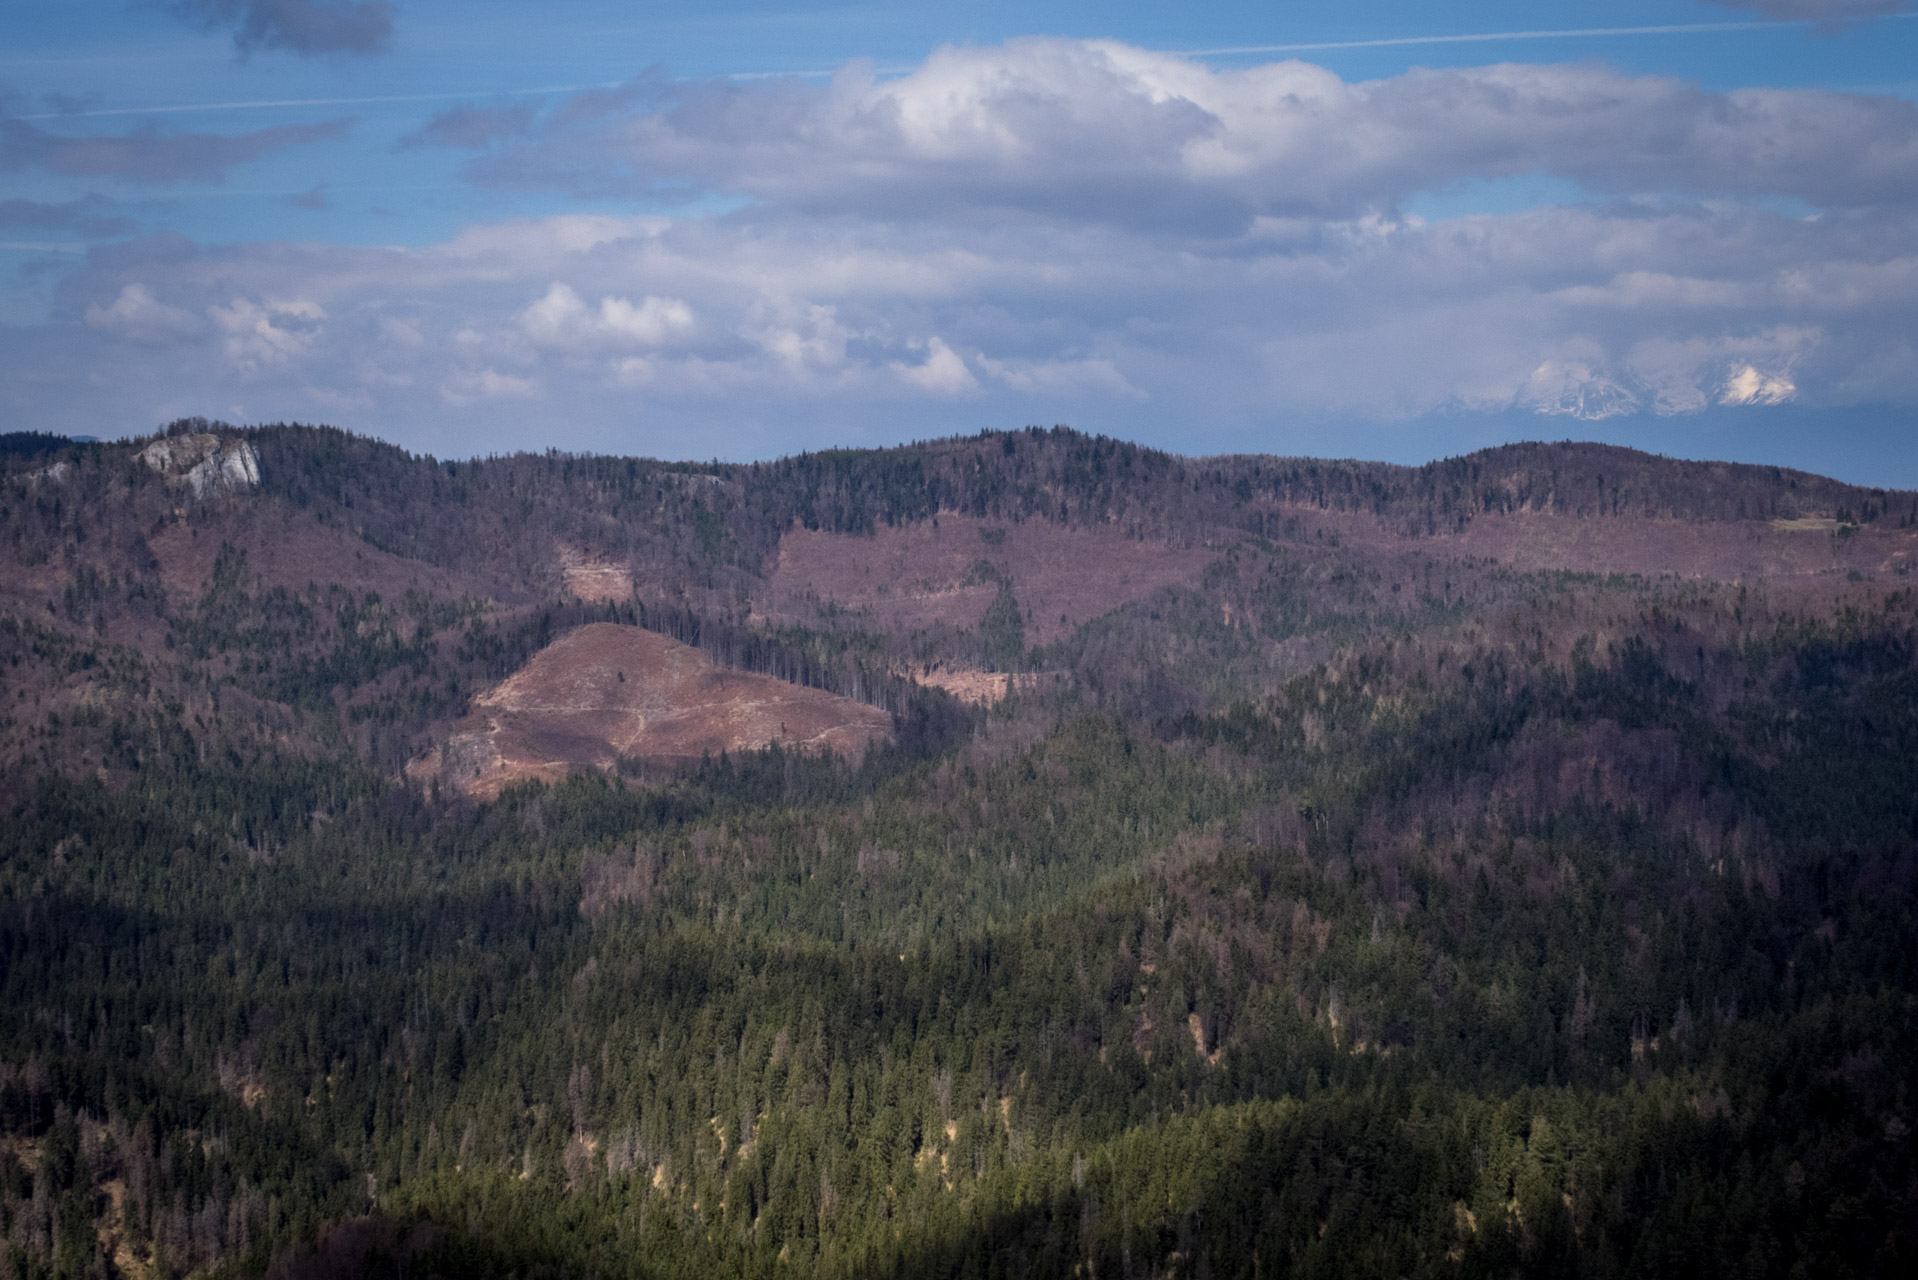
left=1, top=423, right=1914, bottom=1279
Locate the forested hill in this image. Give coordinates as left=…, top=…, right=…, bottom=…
left=236, top=424, right=1918, bottom=538
left=1, top=421, right=1915, bottom=1279
left=239, top=422, right=1910, bottom=534
left=9, top=424, right=1904, bottom=595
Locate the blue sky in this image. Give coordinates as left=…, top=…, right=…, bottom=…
left=3, top=1, right=1916, bottom=482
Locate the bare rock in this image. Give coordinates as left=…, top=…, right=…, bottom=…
left=141, top=433, right=261, bottom=498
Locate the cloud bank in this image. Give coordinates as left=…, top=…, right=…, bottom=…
left=6, top=39, right=1917, bottom=459
left=426, top=43, right=1918, bottom=222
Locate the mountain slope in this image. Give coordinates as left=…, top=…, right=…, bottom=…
left=0, top=422, right=1914, bottom=1280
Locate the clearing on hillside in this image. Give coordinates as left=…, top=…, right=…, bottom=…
left=409, top=623, right=891, bottom=797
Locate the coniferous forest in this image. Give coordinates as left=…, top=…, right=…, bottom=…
left=1, top=422, right=1915, bottom=1278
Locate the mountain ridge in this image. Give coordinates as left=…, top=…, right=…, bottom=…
left=4, top=419, right=1912, bottom=790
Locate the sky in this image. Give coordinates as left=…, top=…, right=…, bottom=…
left=3, top=1, right=1916, bottom=483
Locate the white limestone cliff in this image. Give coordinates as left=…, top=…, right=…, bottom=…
left=140, top=433, right=262, bottom=498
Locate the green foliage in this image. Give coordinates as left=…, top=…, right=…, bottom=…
left=980, top=581, right=1025, bottom=673
left=0, top=432, right=79, bottom=463
left=4, top=588, right=1916, bottom=1277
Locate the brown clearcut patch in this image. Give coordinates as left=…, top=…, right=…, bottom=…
left=763, top=514, right=1216, bottom=644
left=1187, top=1011, right=1223, bottom=1066
left=146, top=506, right=467, bottom=602
left=558, top=546, right=633, bottom=601
left=410, top=623, right=891, bottom=798
left=905, top=666, right=1044, bottom=705
left=1279, top=504, right=1908, bottom=581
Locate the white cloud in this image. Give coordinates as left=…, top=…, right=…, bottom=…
left=445, top=215, right=661, bottom=263
left=84, top=283, right=200, bottom=345
left=976, top=353, right=1143, bottom=398
left=611, top=355, right=656, bottom=386
left=378, top=315, right=424, bottom=347
left=744, top=300, right=855, bottom=381
left=11, top=41, right=1918, bottom=455
left=521, top=282, right=695, bottom=348
left=1721, top=364, right=1797, bottom=406
left=600, top=295, right=694, bottom=345
left=440, top=368, right=537, bottom=405
left=209, top=297, right=323, bottom=367
left=893, top=336, right=977, bottom=395
left=520, top=282, right=588, bottom=342
left=433, top=39, right=1918, bottom=227
left=16, top=198, right=1918, bottom=452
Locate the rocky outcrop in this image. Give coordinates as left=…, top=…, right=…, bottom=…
left=141, top=433, right=261, bottom=498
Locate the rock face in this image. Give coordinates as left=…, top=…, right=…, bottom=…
left=410, top=623, right=893, bottom=798
left=141, top=433, right=261, bottom=498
